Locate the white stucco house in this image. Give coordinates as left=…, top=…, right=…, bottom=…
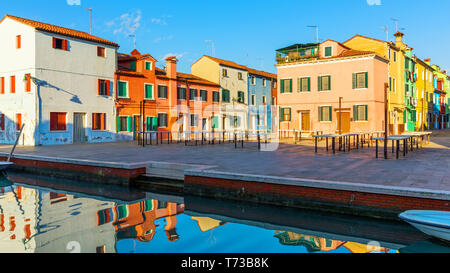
left=0, top=14, right=119, bottom=146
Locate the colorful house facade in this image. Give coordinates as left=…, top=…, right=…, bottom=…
left=431, top=64, right=449, bottom=129
left=191, top=56, right=276, bottom=132
left=412, top=57, right=435, bottom=130
left=0, top=14, right=119, bottom=146
left=275, top=40, right=389, bottom=134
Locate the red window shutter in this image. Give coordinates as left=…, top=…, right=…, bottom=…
left=106, top=80, right=110, bottom=96
left=16, top=35, right=21, bottom=49
left=16, top=114, right=22, bottom=131
left=92, top=113, right=97, bottom=130
left=0, top=114, right=4, bottom=131
left=58, top=113, right=66, bottom=130
left=10, top=76, right=15, bottom=93
left=1, top=77, right=4, bottom=94
left=63, top=40, right=68, bottom=50
left=101, top=114, right=105, bottom=130
left=25, top=74, right=31, bottom=92
left=50, top=113, right=57, bottom=131
left=52, top=37, right=56, bottom=49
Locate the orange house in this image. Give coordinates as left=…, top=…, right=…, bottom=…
left=115, top=50, right=220, bottom=139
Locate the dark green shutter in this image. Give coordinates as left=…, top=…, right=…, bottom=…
left=298, top=78, right=302, bottom=92
left=145, top=85, right=153, bottom=99
left=365, top=72, right=368, bottom=88
left=280, top=80, right=285, bottom=94
left=403, top=110, right=407, bottom=124
left=353, top=105, right=358, bottom=121
left=352, top=73, right=357, bottom=89
left=152, top=117, right=157, bottom=130
left=328, top=106, right=332, bottom=121
left=127, top=117, right=132, bottom=132
left=307, top=78, right=311, bottom=91
left=289, top=79, right=293, bottom=92
left=130, top=61, right=136, bottom=71
left=318, top=76, right=322, bottom=91
left=116, top=116, right=121, bottom=132
left=364, top=105, right=368, bottom=121
left=280, top=108, right=284, bottom=121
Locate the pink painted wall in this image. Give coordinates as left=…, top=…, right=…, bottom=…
left=277, top=55, right=388, bottom=133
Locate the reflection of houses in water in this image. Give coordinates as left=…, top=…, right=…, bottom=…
left=0, top=186, right=38, bottom=253
left=191, top=217, right=227, bottom=232
left=34, top=192, right=117, bottom=253
left=97, top=200, right=185, bottom=243
left=274, top=231, right=391, bottom=253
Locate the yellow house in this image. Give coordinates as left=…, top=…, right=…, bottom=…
left=343, top=34, right=407, bottom=134
left=412, top=57, right=435, bottom=130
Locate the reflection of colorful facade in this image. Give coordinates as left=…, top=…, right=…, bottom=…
left=0, top=185, right=37, bottom=253
left=97, top=200, right=185, bottom=243
left=191, top=216, right=227, bottom=232
left=431, top=64, right=449, bottom=129
left=274, top=231, right=391, bottom=253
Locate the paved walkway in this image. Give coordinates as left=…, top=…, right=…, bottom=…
left=1, top=131, right=449, bottom=191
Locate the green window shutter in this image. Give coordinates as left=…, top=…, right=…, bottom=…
left=353, top=105, right=358, bottom=121
left=328, top=106, right=332, bottom=121
left=118, top=82, right=127, bottom=97
left=289, top=79, right=293, bottom=92
left=298, top=78, right=302, bottom=92
left=364, top=105, right=368, bottom=121
left=116, top=116, right=121, bottom=132
left=365, top=72, right=368, bottom=88
left=152, top=117, right=158, bottom=131
left=352, top=73, right=357, bottom=89
left=130, top=61, right=136, bottom=71
left=308, top=78, right=311, bottom=91
left=127, top=117, right=132, bottom=132
left=328, top=76, right=331, bottom=90
left=318, top=76, right=322, bottom=91
left=403, top=110, right=407, bottom=124
left=280, top=108, right=284, bottom=121
left=145, top=85, right=153, bottom=99
left=318, top=107, right=322, bottom=121
left=280, top=80, right=285, bottom=94
left=146, top=117, right=151, bottom=131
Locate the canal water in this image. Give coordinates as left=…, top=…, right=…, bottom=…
left=0, top=172, right=449, bottom=253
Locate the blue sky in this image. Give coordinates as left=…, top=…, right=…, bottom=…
left=1, top=0, right=449, bottom=74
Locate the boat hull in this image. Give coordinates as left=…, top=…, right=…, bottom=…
left=399, top=210, right=450, bottom=242
left=0, top=162, right=13, bottom=171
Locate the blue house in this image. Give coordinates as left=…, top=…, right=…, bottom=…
left=247, top=68, right=277, bottom=132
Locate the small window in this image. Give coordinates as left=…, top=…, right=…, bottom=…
left=280, top=108, right=291, bottom=122
left=298, top=77, right=311, bottom=92
left=318, top=106, right=332, bottom=122
left=262, top=96, right=267, bottom=105
left=98, top=79, right=110, bottom=96
left=145, top=61, right=153, bottom=71
left=190, top=114, right=198, bottom=127
left=16, top=35, right=21, bottom=49
left=92, top=113, right=106, bottom=130
left=212, top=91, right=220, bottom=103
left=130, top=61, right=136, bottom=71
left=97, top=47, right=105, bottom=57
left=10, top=76, right=15, bottom=93
left=158, top=113, right=168, bottom=128
left=118, top=116, right=129, bottom=132
left=53, top=37, right=68, bottom=50
left=251, top=76, right=256, bottom=85
left=353, top=105, right=368, bottom=121
left=189, top=89, right=198, bottom=101
left=237, top=91, right=245, bottom=103
left=393, top=52, right=397, bottom=62
left=318, top=76, right=331, bottom=91
left=118, top=81, right=128, bottom=97
left=238, top=72, right=243, bottom=80
left=324, top=46, right=332, bottom=57
left=262, top=78, right=266, bottom=87
left=280, top=79, right=292, bottom=93
left=222, top=69, right=228, bottom=77
left=145, top=84, right=154, bottom=99
left=222, top=90, right=230, bottom=103
left=158, top=85, right=167, bottom=99
left=50, top=112, right=66, bottom=131
left=200, top=90, right=207, bottom=102
left=251, top=95, right=256, bottom=106
left=177, top=87, right=187, bottom=100
left=353, top=72, right=368, bottom=89
left=25, top=74, right=31, bottom=92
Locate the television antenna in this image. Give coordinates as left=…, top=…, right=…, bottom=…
left=85, top=8, right=93, bottom=35
left=205, top=40, right=215, bottom=57
left=381, top=26, right=389, bottom=41
left=307, top=25, right=319, bottom=43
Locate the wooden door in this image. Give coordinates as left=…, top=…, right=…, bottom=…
left=337, top=112, right=350, bottom=133
left=73, top=113, right=86, bottom=143
left=301, top=113, right=310, bottom=131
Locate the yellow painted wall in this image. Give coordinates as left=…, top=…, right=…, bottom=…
left=414, top=60, right=434, bottom=130
left=191, top=57, right=220, bottom=84
left=344, top=36, right=406, bottom=133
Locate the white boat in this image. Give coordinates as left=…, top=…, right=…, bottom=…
left=0, top=162, right=13, bottom=171
left=399, top=210, right=450, bottom=242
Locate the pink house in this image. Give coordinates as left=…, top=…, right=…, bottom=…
left=275, top=40, right=389, bottom=134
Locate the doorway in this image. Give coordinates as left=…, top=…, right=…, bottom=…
left=337, top=112, right=350, bottom=133
left=73, top=113, right=87, bottom=143
left=299, top=112, right=310, bottom=131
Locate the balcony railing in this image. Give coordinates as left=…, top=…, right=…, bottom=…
left=276, top=53, right=319, bottom=64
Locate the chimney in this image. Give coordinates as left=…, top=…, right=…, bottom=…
left=394, top=32, right=405, bottom=46
left=166, top=56, right=178, bottom=79
left=424, top=58, right=431, bottom=65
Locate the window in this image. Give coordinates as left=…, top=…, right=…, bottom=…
left=118, top=81, right=128, bottom=97
left=189, top=88, right=198, bottom=101
left=97, top=47, right=105, bottom=57
left=50, top=112, right=66, bottom=131
left=145, top=84, right=154, bottom=99
left=318, top=106, right=332, bottom=122
left=251, top=95, right=256, bottom=106
left=298, top=77, right=311, bottom=92
left=92, top=113, right=106, bottom=130
left=238, top=72, right=243, bottom=80
left=0, top=114, right=4, bottom=131
left=145, top=61, right=153, bottom=71
left=25, top=74, right=31, bottom=92
left=352, top=72, right=368, bottom=89
left=263, top=78, right=266, bottom=87
left=130, top=61, right=136, bottom=71
left=16, top=113, right=22, bottom=131
left=280, top=108, right=291, bottom=122
left=98, top=79, right=110, bottom=96
left=280, top=79, right=292, bottom=93
left=388, top=48, right=391, bottom=60
left=158, top=85, right=167, bottom=99
left=212, top=91, right=220, bottom=103
left=10, top=76, right=15, bottom=93
left=52, top=37, right=68, bottom=50
left=318, top=76, right=331, bottom=91
left=272, top=80, right=277, bottom=89
left=200, top=90, right=207, bottom=102
left=16, top=35, right=21, bottom=49
left=177, top=87, right=187, bottom=100
left=117, top=116, right=131, bottom=132
left=262, top=96, right=267, bottom=105
left=0, top=77, right=4, bottom=94
left=222, top=90, right=230, bottom=103
left=211, top=116, right=219, bottom=129
left=393, top=52, right=397, bottom=62
left=392, top=78, right=396, bottom=93
left=251, top=76, right=256, bottom=85
left=190, top=114, right=198, bottom=127
left=324, top=46, right=332, bottom=57
left=158, top=113, right=168, bottom=128
left=222, top=69, right=228, bottom=77
left=353, top=105, right=368, bottom=121
left=237, top=91, right=245, bottom=103
left=272, top=97, right=276, bottom=105
left=146, top=116, right=158, bottom=131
